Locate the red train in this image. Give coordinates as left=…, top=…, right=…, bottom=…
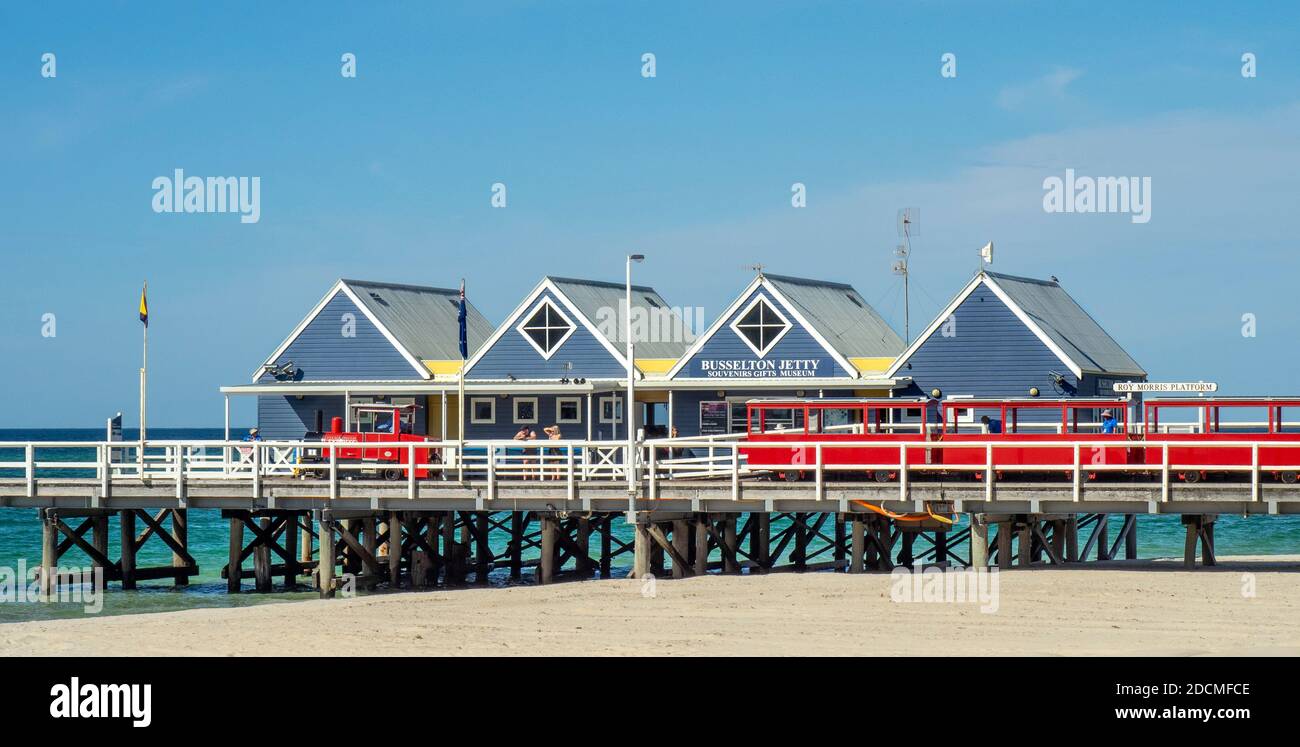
left=741, top=396, right=1300, bottom=484
left=300, top=403, right=436, bottom=480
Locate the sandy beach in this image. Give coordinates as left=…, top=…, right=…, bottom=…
left=2, top=556, right=1298, bottom=656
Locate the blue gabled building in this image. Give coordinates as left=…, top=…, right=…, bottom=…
left=461, top=276, right=690, bottom=441
left=221, top=278, right=494, bottom=440
left=885, top=271, right=1147, bottom=421
left=662, top=272, right=907, bottom=437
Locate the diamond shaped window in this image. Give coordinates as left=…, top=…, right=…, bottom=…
left=517, top=299, right=576, bottom=359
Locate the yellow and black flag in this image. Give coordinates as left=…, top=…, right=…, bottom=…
left=138, top=282, right=149, bottom=328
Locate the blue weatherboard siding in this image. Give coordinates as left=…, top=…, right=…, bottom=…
left=674, top=288, right=850, bottom=380
left=670, top=389, right=857, bottom=437
left=466, top=290, right=627, bottom=380
left=898, top=284, right=1082, bottom=421
left=259, top=291, right=422, bottom=382
left=462, top=393, right=626, bottom=441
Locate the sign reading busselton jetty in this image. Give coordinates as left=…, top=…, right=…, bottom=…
left=697, top=358, right=822, bottom=378
left=1113, top=382, right=1218, bottom=393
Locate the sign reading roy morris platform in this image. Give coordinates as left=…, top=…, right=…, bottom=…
left=1113, top=382, right=1218, bottom=393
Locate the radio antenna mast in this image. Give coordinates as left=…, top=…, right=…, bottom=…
left=894, top=208, right=919, bottom=343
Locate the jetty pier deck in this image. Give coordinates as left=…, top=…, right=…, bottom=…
left=2, top=437, right=1298, bottom=597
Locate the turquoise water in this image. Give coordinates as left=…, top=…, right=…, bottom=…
left=1, top=428, right=1298, bottom=623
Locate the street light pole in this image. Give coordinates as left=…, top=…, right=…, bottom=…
left=626, top=254, right=644, bottom=496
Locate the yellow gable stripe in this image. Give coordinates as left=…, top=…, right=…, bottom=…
left=423, top=360, right=465, bottom=376
left=635, top=358, right=677, bottom=375
left=849, top=356, right=896, bottom=374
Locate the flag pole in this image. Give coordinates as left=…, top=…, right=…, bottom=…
left=139, top=281, right=148, bottom=476
left=457, top=279, right=467, bottom=482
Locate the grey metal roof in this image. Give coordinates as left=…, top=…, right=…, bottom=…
left=547, top=276, right=689, bottom=359
left=764, top=274, right=905, bottom=359
left=342, top=279, right=495, bottom=361
left=985, top=272, right=1146, bottom=376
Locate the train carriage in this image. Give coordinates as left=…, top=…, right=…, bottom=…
left=1142, top=397, right=1300, bottom=483
left=936, top=398, right=1138, bottom=477
left=741, top=398, right=931, bottom=482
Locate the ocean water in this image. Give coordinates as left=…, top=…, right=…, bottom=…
left=1, top=428, right=1297, bottom=624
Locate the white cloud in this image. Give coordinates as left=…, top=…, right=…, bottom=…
left=997, top=67, right=1084, bottom=111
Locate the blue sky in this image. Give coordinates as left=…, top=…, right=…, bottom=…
left=2, top=2, right=1299, bottom=426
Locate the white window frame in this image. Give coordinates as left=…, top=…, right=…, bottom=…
left=598, top=395, right=623, bottom=424
left=513, top=396, right=539, bottom=424
left=470, top=397, right=496, bottom=424
left=728, top=293, right=793, bottom=358
left=515, top=297, right=577, bottom=360
left=555, top=396, right=582, bottom=424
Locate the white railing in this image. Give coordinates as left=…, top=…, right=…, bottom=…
left=3, top=436, right=1300, bottom=505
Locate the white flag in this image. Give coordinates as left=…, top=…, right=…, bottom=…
left=979, top=241, right=994, bottom=264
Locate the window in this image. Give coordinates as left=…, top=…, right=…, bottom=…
left=599, top=396, right=623, bottom=424
left=513, top=397, right=538, bottom=424
left=729, top=295, right=792, bottom=358
left=556, top=397, right=582, bottom=424
left=516, top=298, right=576, bottom=359
left=470, top=397, right=496, bottom=424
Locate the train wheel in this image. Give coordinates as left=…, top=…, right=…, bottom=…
left=1182, top=471, right=1201, bottom=484
left=1281, top=471, right=1298, bottom=485
left=873, top=470, right=892, bottom=483
left=382, top=468, right=403, bottom=481
left=783, top=470, right=803, bottom=483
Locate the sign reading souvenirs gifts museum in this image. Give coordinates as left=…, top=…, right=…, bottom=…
left=695, top=357, right=824, bottom=378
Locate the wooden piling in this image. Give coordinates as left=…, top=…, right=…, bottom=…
left=969, top=515, right=989, bottom=568
left=850, top=515, right=865, bottom=573
left=284, top=514, right=299, bottom=589
left=1017, top=519, right=1032, bottom=567
left=576, top=516, right=592, bottom=578
left=1065, top=515, right=1079, bottom=562
left=632, top=521, right=651, bottom=579
left=120, top=509, right=137, bottom=590
left=996, top=520, right=1012, bottom=570
left=509, top=512, right=525, bottom=580
left=599, top=514, right=613, bottom=579
left=722, top=517, right=740, bottom=574
left=1125, top=515, right=1138, bottom=560
left=475, top=512, right=491, bottom=584
left=693, top=514, right=709, bottom=576
left=671, top=519, right=690, bottom=578
left=318, top=510, right=335, bottom=598
left=539, top=514, right=557, bottom=584
left=253, top=517, right=272, bottom=592
left=751, top=512, right=770, bottom=573
left=389, top=511, right=402, bottom=588
left=39, top=509, right=56, bottom=598
left=171, top=509, right=189, bottom=587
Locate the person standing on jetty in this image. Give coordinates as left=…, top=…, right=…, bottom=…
left=542, top=424, right=563, bottom=480
left=514, top=424, right=537, bottom=480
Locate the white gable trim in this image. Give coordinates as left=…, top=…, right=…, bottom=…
left=664, top=276, right=765, bottom=379
left=727, top=293, right=793, bottom=358
left=463, top=278, right=635, bottom=376
left=513, top=296, right=578, bottom=360
left=666, top=276, right=861, bottom=379
left=250, top=280, right=431, bottom=382
left=761, top=280, right=861, bottom=377
left=884, top=273, right=1084, bottom=380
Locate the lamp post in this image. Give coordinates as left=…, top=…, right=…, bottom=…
left=626, top=254, right=644, bottom=495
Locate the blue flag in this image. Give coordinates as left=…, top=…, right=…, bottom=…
left=457, top=280, right=468, bottom=360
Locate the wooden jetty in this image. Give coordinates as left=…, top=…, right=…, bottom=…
left=3, top=437, right=1297, bottom=597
